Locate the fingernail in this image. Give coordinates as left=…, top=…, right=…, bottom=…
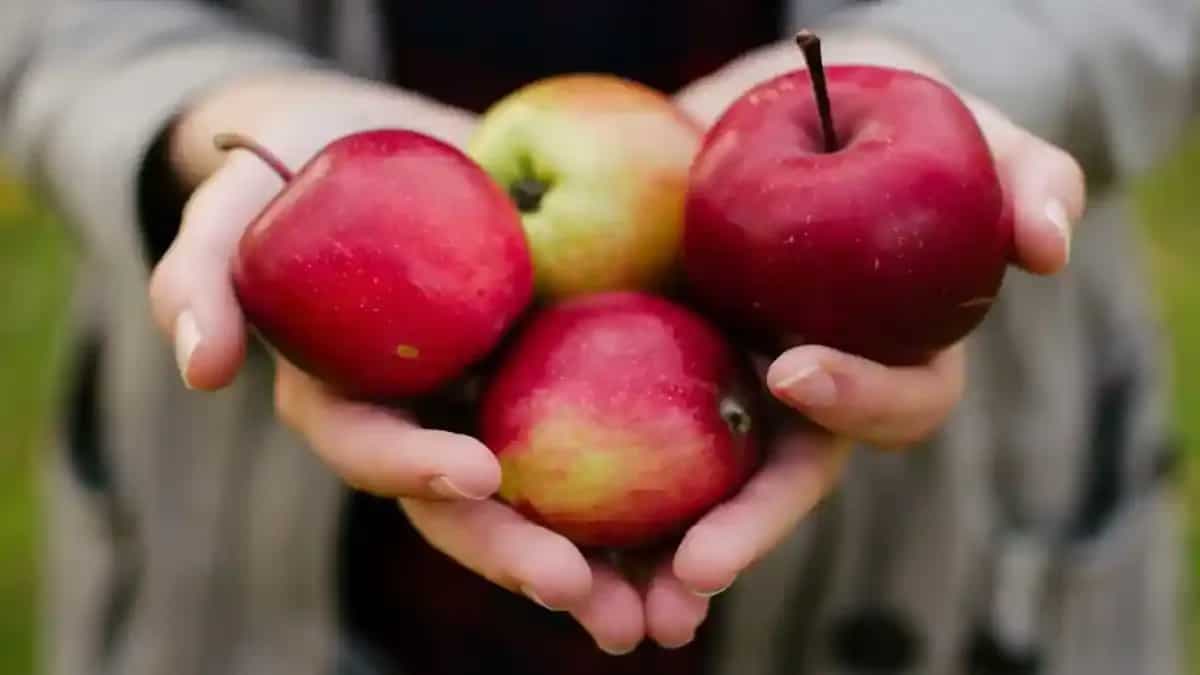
left=520, top=585, right=563, bottom=612
left=774, top=364, right=837, bottom=408
left=597, top=641, right=638, bottom=657
left=429, top=476, right=489, bottom=500
left=658, top=631, right=696, bottom=650
left=692, top=579, right=734, bottom=598
left=1044, top=199, right=1072, bottom=263
left=174, top=311, right=201, bottom=389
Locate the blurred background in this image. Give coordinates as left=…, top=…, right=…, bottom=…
left=1, top=122, right=1199, bottom=673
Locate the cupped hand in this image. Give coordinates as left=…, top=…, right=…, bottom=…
left=145, top=70, right=619, bottom=647
left=148, top=68, right=498, bottom=495
left=147, top=32, right=1089, bottom=655
left=633, top=31, right=1088, bottom=649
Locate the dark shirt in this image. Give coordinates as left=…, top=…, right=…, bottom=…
left=379, top=0, right=786, bottom=113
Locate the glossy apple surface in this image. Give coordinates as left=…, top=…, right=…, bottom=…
left=232, top=129, right=533, bottom=399
left=469, top=74, right=702, bottom=301
left=683, top=65, right=1011, bottom=365
left=480, top=292, right=760, bottom=550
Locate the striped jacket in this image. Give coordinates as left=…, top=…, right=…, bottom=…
left=2, top=1, right=1198, bottom=673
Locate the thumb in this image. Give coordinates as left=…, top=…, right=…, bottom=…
left=148, top=150, right=287, bottom=390
left=963, top=95, right=1085, bottom=276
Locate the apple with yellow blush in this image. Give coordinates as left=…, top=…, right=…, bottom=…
left=479, top=292, right=762, bottom=550
left=468, top=74, right=703, bottom=302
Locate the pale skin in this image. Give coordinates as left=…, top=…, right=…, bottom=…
left=149, top=29, right=1085, bottom=655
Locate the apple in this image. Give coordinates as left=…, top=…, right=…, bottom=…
left=479, top=291, right=761, bottom=550
left=683, top=32, right=1012, bottom=365
left=224, top=129, right=533, bottom=399
left=468, top=74, right=703, bottom=302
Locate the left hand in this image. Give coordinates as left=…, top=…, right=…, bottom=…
left=387, top=33, right=1087, bottom=655
left=628, top=31, right=1085, bottom=650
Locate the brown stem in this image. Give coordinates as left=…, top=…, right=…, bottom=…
left=213, top=132, right=295, bottom=182
left=795, top=30, right=839, bottom=153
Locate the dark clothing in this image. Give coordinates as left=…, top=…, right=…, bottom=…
left=378, top=0, right=785, bottom=113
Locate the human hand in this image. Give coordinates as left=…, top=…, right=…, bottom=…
left=151, top=69, right=729, bottom=656
left=631, top=31, right=1088, bottom=648
left=399, top=36, right=1061, bottom=654
left=146, top=70, right=609, bottom=637
left=672, top=27, right=1083, bottom=463
left=149, top=68, right=501, bottom=489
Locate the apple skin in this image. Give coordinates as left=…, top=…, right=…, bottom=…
left=468, top=74, right=703, bottom=302
left=479, top=291, right=761, bottom=550
left=683, top=66, right=1011, bottom=365
left=232, top=129, right=533, bottom=400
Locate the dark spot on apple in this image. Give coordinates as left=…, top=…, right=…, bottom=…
left=719, top=396, right=752, bottom=435
left=509, top=178, right=548, bottom=213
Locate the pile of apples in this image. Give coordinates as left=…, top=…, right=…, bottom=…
left=227, top=33, right=1011, bottom=551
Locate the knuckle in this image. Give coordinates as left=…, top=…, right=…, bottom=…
left=1050, top=144, right=1084, bottom=176
left=338, top=468, right=376, bottom=496
left=330, top=433, right=398, bottom=497
left=1046, top=145, right=1085, bottom=187
left=272, top=374, right=302, bottom=429
left=146, top=259, right=187, bottom=336
left=880, top=417, right=941, bottom=451
left=322, top=443, right=378, bottom=495
left=177, top=179, right=221, bottom=237
left=1057, top=151, right=1088, bottom=211
left=146, top=262, right=174, bottom=311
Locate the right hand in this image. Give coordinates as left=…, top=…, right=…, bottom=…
left=147, top=70, right=650, bottom=655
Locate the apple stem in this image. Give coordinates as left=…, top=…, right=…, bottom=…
left=213, top=132, right=295, bottom=182
left=796, top=30, right=839, bottom=153
left=510, top=178, right=548, bottom=213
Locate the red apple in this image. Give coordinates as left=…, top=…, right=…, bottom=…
left=480, top=292, right=761, bottom=550
left=225, top=129, right=533, bottom=399
left=683, top=32, right=1011, bottom=365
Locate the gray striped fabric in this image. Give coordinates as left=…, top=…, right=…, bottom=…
left=2, top=1, right=1197, bottom=673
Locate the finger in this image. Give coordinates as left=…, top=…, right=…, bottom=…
left=966, top=96, right=1086, bottom=276
left=645, top=558, right=710, bottom=650
left=274, top=358, right=501, bottom=500
left=568, top=561, right=647, bottom=656
left=148, top=152, right=286, bottom=390
left=764, top=343, right=965, bottom=450
left=401, top=497, right=593, bottom=613
left=1003, top=137, right=1086, bottom=275
left=674, top=430, right=850, bottom=595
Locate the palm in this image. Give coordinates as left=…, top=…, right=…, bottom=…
left=396, top=371, right=850, bottom=654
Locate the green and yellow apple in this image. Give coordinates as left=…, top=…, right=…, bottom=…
left=468, top=74, right=702, bottom=301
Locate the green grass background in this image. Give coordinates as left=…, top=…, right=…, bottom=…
left=0, top=125, right=1198, bottom=672
left=0, top=177, right=74, bottom=674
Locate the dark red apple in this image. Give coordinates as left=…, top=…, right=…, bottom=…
left=480, top=291, right=761, bottom=550
left=224, top=129, right=533, bottom=399
left=683, top=32, right=1011, bottom=365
